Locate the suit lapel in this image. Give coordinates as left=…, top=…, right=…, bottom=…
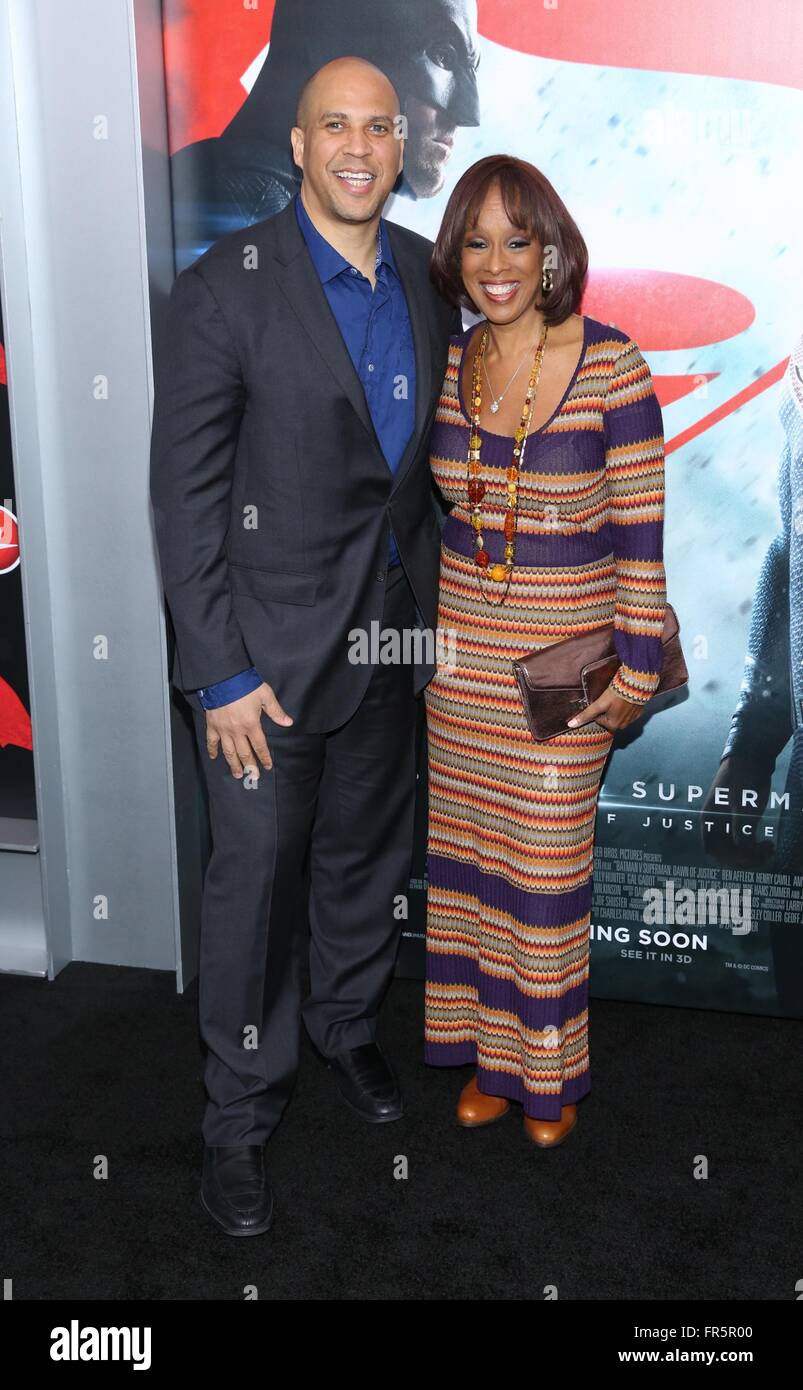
left=267, top=197, right=436, bottom=488
left=269, top=199, right=379, bottom=445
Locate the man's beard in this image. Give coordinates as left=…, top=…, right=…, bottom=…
left=403, top=138, right=452, bottom=197
left=402, top=99, right=457, bottom=198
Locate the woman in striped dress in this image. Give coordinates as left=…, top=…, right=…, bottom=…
left=424, top=155, right=667, bottom=1147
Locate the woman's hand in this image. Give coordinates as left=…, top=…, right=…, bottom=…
left=566, top=684, right=647, bottom=731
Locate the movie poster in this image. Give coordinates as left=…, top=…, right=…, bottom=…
left=0, top=299, right=35, bottom=821
left=160, top=0, right=803, bottom=1016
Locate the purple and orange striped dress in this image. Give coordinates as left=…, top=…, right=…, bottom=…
left=423, top=317, right=667, bottom=1120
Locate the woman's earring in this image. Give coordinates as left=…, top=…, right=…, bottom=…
left=541, top=265, right=553, bottom=295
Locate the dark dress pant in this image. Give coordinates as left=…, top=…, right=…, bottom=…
left=190, top=563, right=418, bottom=1144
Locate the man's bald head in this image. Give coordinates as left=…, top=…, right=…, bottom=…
left=290, top=56, right=404, bottom=228
left=295, top=56, right=399, bottom=130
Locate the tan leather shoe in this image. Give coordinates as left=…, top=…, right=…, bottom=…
left=523, top=1104, right=577, bottom=1148
left=456, top=1073, right=510, bottom=1127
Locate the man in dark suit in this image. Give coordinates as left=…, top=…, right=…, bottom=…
left=149, top=56, right=460, bottom=1236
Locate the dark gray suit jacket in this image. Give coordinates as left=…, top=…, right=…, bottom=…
left=149, top=196, right=459, bottom=731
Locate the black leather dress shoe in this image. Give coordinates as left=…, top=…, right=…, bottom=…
left=328, top=1042, right=403, bottom=1122
left=200, top=1144, right=274, bottom=1236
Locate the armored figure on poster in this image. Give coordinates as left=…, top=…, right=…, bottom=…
left=703, top=334, right=803, bottom=1013
left=170, top=0, right=480, bottom=268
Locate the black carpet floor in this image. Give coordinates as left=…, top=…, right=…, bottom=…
left=1, top=962, right=800, bottom=1301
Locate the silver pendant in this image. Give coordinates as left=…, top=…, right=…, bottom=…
left=490, top=400, right=499, bottom=414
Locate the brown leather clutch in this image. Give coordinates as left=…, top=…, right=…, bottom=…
left=511, top=604, right=688, bottom=741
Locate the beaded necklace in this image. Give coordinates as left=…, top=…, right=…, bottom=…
left=466, top=320, right=549, bottom=607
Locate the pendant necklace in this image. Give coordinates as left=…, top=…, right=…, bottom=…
left=483, top=336, right=541, bottom=414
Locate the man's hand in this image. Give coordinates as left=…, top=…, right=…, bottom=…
left=204, top=682, right=293, bottom=780
left=567, top=684, right=647, bottom=732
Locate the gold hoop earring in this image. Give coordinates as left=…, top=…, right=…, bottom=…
left=541, top=265, right=553, bottom=295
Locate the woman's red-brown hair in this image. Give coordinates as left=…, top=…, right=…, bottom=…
left=430, top=154, right=588, bottom=327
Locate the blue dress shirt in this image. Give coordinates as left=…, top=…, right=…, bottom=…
left=195, top=193, right=417, bottom=710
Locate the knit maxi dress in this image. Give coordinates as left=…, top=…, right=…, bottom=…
left=423, top=316, right=667, bottom=1119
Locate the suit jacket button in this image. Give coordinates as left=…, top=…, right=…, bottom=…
left=376, top=569, right=386, bottom=582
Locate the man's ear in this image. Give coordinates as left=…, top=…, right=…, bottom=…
left=394, top=113, right=405, bottom=177
left=290, top=126, right=304, bottom=171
